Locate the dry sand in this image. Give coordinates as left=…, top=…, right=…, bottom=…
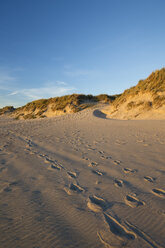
left=102, top=93, right=165, bottom=120
left=0, top=108, right=165, bottom=248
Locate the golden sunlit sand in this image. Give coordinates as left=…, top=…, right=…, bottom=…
left=0, top=107, right=165, bottom=247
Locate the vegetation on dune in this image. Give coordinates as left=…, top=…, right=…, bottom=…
left=0, top=106, right=15, bottom=115
left=17, top=94, right=117, bottom=113
left=6, top=93, right=118, bottom=120
left=153, top=95, right=165, bottom=108
left=126, top=101, right=153, bottom=111
left=2, top=68, right=164, bottom=120
left=113, top=68, right=165, bottom=109
left=96, top=94, right=120, bottom=102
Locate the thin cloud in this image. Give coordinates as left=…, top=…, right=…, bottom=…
left=45, top=80, right=67, bottom=87
left=8, top=91, right=19, bottom=96
left=8, top=84, right=75, bottom=101
left=0, top=67, right=76, bottom=107
left=56, top=81, right=67, bottom=86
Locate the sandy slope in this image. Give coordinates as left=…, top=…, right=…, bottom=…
left=0, top=108, right=165, bottom=248
left=102, top=93, right=165, bottom=120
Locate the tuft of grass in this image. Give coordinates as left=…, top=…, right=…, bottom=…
left=127, top=101, right=151, bottom=110
left=0, top=106, right=15, bottom=115
left=153, top=95, right=165, bottom=108
left=127, top=101, right=136, bottom=110
left=142, top=101, right=152, bottom=110
left=113, top=68, right=165, bottom=109
left=23, top=114, right=37, bottom=120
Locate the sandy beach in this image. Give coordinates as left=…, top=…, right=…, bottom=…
left=0, top=108, right=165, bottom=248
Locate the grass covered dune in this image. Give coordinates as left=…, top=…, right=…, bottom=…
left=0, top=68, right=165, bottom=247
left=1, top=67, right=165, bottom=120
left=0, top=94, right=118, bottom=120
left=104, top=68, right=165, bottom=119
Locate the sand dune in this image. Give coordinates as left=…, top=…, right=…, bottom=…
left=103, top=68, right=165, bottom=120
left=0, top=108, right=165, bottom=248
left=103, top=93, right=165, bottom=120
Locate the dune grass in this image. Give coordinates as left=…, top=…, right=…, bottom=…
left=8, top=93, right=118, bottom=119
left=113, top=68, right=165, bottom=109
left=0, top=106, right=15, bottom=115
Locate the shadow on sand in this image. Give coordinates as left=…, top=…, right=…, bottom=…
left=93, top=109, right=107, bottom=119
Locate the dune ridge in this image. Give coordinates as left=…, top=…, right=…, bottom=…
left=104, top=68, right=165, bottom=119
left=0, top=94, right=117, bottom=120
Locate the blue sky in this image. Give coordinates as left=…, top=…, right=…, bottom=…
left=0, top=0, right=165, bottom=107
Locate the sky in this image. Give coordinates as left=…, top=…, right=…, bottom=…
left=0, top=0, right=165, bottom=108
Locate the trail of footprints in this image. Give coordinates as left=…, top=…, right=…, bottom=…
left=14, top=135, right=165, bottom=202
left=87, top=191, right=163, bottom=248
left=18, top=135, right=165, bottom=247
left=97, top=214, right=160, bottom=248
left=87, top=194, right=138, bottom=247
left=0, top=180, right=22, bottom=194
left=23, top=136, right=64, bottom=171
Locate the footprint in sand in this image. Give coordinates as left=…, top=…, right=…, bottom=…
left=82, top=156, right=89, bottom=161
left=92, top=169, right=104, bottom=176
left=67, top=171, right=77, bottom=179
left=38, top=154, right=46, bottom=158
left=105, top=156, right=112, bottom=159
left=48, top=164, right=61, bottom=171
left=65, top=183, right=84, bottom=195
left=87, top=147, right=96, bottom=151
left=114, top=179, right=123, bottom=187
left=125, top=195, right=145, bottom=208
left=113, top=160, right=121, bottom=165
left=24, top=148, right=31, bottom=152
left=95, top=180, right=102, bottom=185
left=9, top=181, right=22, bottom=187
left=104, top=213, right=136, bottom=240
left=88, top=162, right=98, bottom=167
left=98, top=213, right=136, bottom=247
left=144, top=176, right=155, bottom=183
left=123, top=168, right=137, bottom=174
left=152, top=188, right=165, bottom=197
left=0, top=187, right=12, bottom=193
left=29, top=151, right=37, bottom=155
left=125, top=221, right=161, bottom=248
left=70, top=183, right=84, bottom=193
left=98, top=151, right=104, bottom=154
left=44, top=157, right=54, bottom=164
left=87, top=195, right=107, bottom=212
left=0, top=180, right=22, bottom=193
left=100, top=155, right=112, bottom=160
left=43, top=156, right=64, bottom=170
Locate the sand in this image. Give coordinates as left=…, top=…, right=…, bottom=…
left=102, top=93, right=165, bottom=120
left=0, top=108, right=165, bottom=248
